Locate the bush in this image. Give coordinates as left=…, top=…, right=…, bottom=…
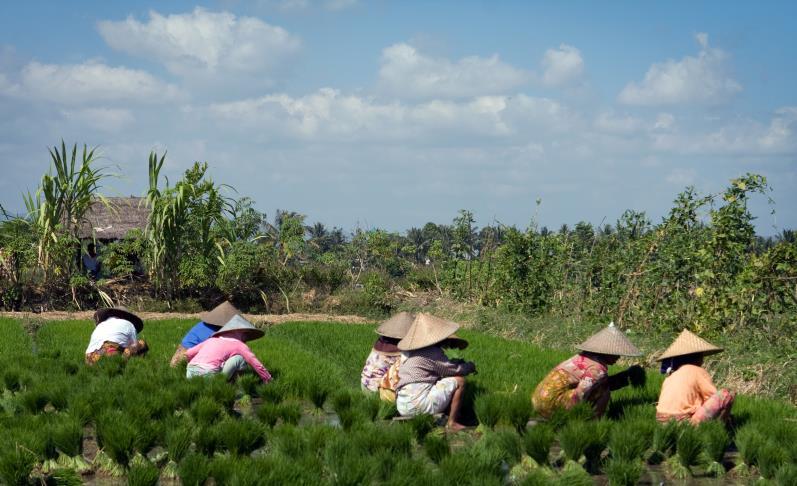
left=603, top=458, right=644, bottom=486
left=522, top=424, right=554, bottom=465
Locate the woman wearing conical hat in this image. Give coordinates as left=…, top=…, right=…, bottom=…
left=170, top=301, right=241, bottom=367
left=395, top=313, right=474, bottom=431
left=532, top=323, right=644, bottom=419
left=86, top=307, right=149, bottom=365
left=185, top=315, right=272, bottom=383
left=655, top=330, right=733, bottom=425
left=361, top=312, right=415, bottom=396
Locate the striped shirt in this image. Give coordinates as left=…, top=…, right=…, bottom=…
left=397, top=346, right=475, bottom=390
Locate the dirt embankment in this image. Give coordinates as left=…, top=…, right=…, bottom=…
left=0, top=311, right=372, bottom=326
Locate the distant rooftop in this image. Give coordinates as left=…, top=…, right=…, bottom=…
left=76, top=197, right=150, bottom=240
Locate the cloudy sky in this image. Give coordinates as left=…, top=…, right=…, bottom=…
left=1, top=1, right=795, bottom=233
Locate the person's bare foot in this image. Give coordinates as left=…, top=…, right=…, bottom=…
left=446, top=422, right=467, bottom=432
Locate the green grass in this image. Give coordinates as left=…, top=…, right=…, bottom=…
left=0, top=317, right=795, bottom=484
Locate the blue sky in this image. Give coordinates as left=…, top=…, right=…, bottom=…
left=1, top=1, right=795, bottom=234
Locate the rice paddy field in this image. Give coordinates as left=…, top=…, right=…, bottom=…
left=1, top=318, right=795, bottom=486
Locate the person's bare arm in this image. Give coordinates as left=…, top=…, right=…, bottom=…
left=170, top=345, right=188, bottom=367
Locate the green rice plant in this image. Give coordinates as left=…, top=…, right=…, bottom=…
left=178, top=453, right=210, bottom=486
left=331, top=389, right=353, bottom=414
left=355, top=392, right=381, bottom=421
left=67, top=395, right=95, bottom=426
left=518, top=467, right=554, bottom=486
left=255, top=401, right=282, bottom=427
left=237, top=373, right=261, bottom=398
left=609, top=420, right=650, bottom=461
left=548, top=402, right=594, bottom=430
left=216, top=418, right=266, bottom=455
left=603, top=458, right=644, bottom=486
left=279, top=400, right=302, bottom=425
left=51, top=415, right=82, bottom=457
left=325, top=436, right=378, bottom=486
left=337, top=407, right=366, bottom=430
left=676, top=425, right=701, bottom=469
left=96, top=412, right=138, bottom=467
left=735, top=425, right=765, bottom=467
left=423, top=432, right=450, bottom=464
left=0, top=445, right=36, bottom=486
left=382, top=457, right=432, bottom=486
left=208, top=454, right=239, bottom=485
left=20, top=387, right=49, bottom=414
left=559, top=419, right=610, bottom=471
left=476, top=430, right=523, bottom=466
left=649, top=420, right=679, bottom=463
left=173, top=381, right=201, bottom=409
left=3, top=369, right=23, bottom=392
left=775, top=463, right=797, bottom=486
left=126, top=461, right=160, bottom=486
left=522, top=424, right=554, bottom=465
left=437, top=447, right=504, bottom=486
left=45, top=467, right=83, bottom=486
left=204, top=376, right=237, bottom=409
left=505, top=393, right=532, bottom=433
left=378, top=400, right=398, bottom=420
left=194, top=426, right=221, bottom=456
left=191, top=396, right=225, bottom=425
left=556, top=460, right=592, bottom=486
left=474, top=393, right=503, bottom=429
left=757, top=441, right=787, bottom=480
left=408, top=414, right=437, bottom=441
left=271, top=425, right=309, bottom=458
left=165, top=426, right=192, bottom=463
left=308, top=381, right=330, bottom=409
left=698, top=419, right=729, bottom=476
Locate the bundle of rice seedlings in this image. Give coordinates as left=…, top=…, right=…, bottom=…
left=96, top=412, right=138, bottom=468
left=506, top=394, right=532, bottom=434
left=67, top=395, right=95, bottom=426
left=51, top=415, right=83, bottom=458
left=735, top=425, right=765, bottom=467
left=0, top=445, right=36, bottom=486
left=216, top=418, right=266, bottom=455
left=20, top=387, right=49, bottom=414
left=191, top=396, right=225, bottom=426
left=355, top=393, right=381, bottom=421
left=649, top=420, right=679, bottom=464
left=331, top=390, right=353, bottom=414
left=237, top=374, right=261, bottom=398
left=474, top=393, right=503, bottom=429
left=174, top=381, right=201, bottom=409
left=256, top=401, right=282, bottom=427
left=126, top=460, right=159, bottom=486
left=522, top=424, right=554, bottom=465
left=609, top=421, right=650, bottom=461
left=698, top=420, right=729, bottom=476
left=437, top=447, right=503, bottom=485
left=548, top=402, right=593, bottom=430
left=208, top=454, right=240, bottom=485
left=556, top=460, right=592, bottom=486
left=517, top=467, right=554, bottom=486
left=44, top=467, right=83, bottom=486
left=324, top=437, right=377, bottom=486
left=2, top=368, right=23, bottom=392
left=278, top=400, right=302, bottom=425
left=382, top=457, right=432, bottom=486
left=408, top=414, right=437, bottom=441
left=204, top=377, right=237, bottom=410
left=423, top=432, right=449, bottom=464
left=559, top=419, right=610, bottom=471
left=194, top=426, right=221, bottom=456
left=178, top=453, right=210, bottom=486
left=165, top=426, right=192, bottom=463
left=476, top=430, right=524, bottom=466
left=308, top=381, right=330, bottom=410
left=757, top=440, right=787, bottom=480
left=272, top=425, right=309, bottom=458
left=775, top=463, right=797, bottom=486
left=337, top=407, right=366, bottom=430
left=377, top=400, right=398, bottom=420
left=603, top=458, right=644, bottom=486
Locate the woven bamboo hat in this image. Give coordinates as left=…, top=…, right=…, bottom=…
left=576, top=322, right=641, bottom=357
left=212, top=315, right=264, bottom=342
left=657, top=329, right=723, bottom=361
left=398, top=313, right=462, bottom=351
left=376, top=312, right=416, bottom=339
left=94, top=306, right=143, bottom=333
left=200, top=301, right=241, bottom=327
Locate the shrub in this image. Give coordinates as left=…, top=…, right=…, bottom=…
left=676, top=425, right=701, bottom=468
left=522, top=424, right=554, bottom=465
left=603, top=458, right=644, bottom=486
left=423, top=433, right=449, bottom=464
left=178, top=453, right=210, bottom=486
left=127, top=461, right=160, bottom=486
left=474, top=393, right=503, bottom=429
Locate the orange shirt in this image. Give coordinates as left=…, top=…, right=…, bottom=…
left=656, top=364, right=717, bottom=416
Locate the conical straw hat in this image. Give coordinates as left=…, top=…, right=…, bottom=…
left=398, top=313, right=460, bottom=351
left=212, top=315, right=264, bottom=341
left=94, top=306, right=144, bottom=333
left=577, top=322, right=641, bottom=357
left=200, top=301, right=241, bottom=327
left=657, top=329, right=722, bottom=361
left=376, top=311, right=416, bottom=339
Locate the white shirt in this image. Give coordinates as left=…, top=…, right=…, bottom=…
left=85, top=317, right=138, bottom=354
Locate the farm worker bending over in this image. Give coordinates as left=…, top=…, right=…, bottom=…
left=655, top=330, right=734, bottom=425
left=185, top=315, right=272, bottom=383
left=395, top=313, right=475, bottom=431
left=361, top=312, right=414, bottom=400
left=170, top=301, right=240, bottom=367
left=532, top=322, right=644, bottom=418
left=85, top=307, right=149, bottom=365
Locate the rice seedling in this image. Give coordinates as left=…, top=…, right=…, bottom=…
left=337, top=407, right=366, bottom=430
left=126, top=461, right=160, bottom=486
left=474, top=393, right=503, bottom=428
left=96, top=411, right=139, bottom=467
left=603, top=458, right=644, bottom=486
left=331, top=389, right=353, bottom=414
left=522, top=423, right=554, bottom=465
left=548, top=402, right=594, bottom=430
left=191, top=396, right=225, bottom=425
left=204, top=376, right=237, bottom=409
left=559, top=419, right=610, bottom=472
left=476, top=429, right=524, bottom=466
left=649, top=419, right=679, bottom=464
left=609, top=420, right=651, bottom=461
left=216, top=418, right=266, bottom=455
left=255, top=401, right=282, bottom=427
left=408, top=414, right=437, bottom=441
left=423, top=432, right=450, bottom=463
left=437, top=448, right=504, bottom=486
left=208, top=454, right=240, bottom=485
left=278, top=400, right=302, bottom=425
left=698, top=419, right=729, bottom=476
left=308, top=380, right=331, bottom=410
left=775, top=463, right=797, bottom=486
left=735, top=425, right=765, bottom=467
left=378, top=400, right=398, bottom=420
left=757, top=440, right=787, bottom=480
left=237, top=373, right=261, bottom=398
left=2, top=369, right=23, bottom=392
left=517, top=467, right=554, bottom=486
left=194, top=426, right=221, bottom=456
left=505, top=393, right=532, bottom=433
left=178, top=453, right=210, bottom=486
left=354, top=392, right=381, bottom=421
left=45, top=467, right=83, bottom=486
left=556, top=460, right=593, bottom=486
left=165, top=425, right=192, bottom=463
left=324, top=436, right=378, bottom=486
left=20, top=387, right=49, bottom=414
left=676, top=425, right=702, bottom=468
left=50, top=415, right=83, bottom=457
left=382, top=457, right=433, bottom=486
left=0, top=445, right=36, bottom=486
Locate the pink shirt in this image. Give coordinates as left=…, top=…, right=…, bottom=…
left=185, top=336, right=272, bottom=383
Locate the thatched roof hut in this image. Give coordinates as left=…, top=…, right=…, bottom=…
left=76, top=197, right=150, bottom=240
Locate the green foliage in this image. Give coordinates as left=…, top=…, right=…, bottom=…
left=758, top=441, right=788, bottom=480
left=522, top=424, right=554, bottom=465
left=676, top=425, right=702, bottom=468
left=423, top=433, right=450, bottom=464
left=609, top=420, right=649, bottom=461
left=474, top=393, right=503, bottom=428
left=698, top=419, right=729, bottom=464
left=736, top=425, right=766, bottom=467
left=604, top=458, right=644, bottom=486
left=126, top=461, right=159, bottom=486
left=178, top=453, right=210, bottom=486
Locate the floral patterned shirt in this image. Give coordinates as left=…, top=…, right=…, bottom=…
left=532, top=353, right=609, bottom=417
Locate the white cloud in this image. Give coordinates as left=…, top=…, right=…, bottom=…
left=97, top=8, right=300, bottom=80
left=541, top=44, right=584, bottom=86
left=255, top=0, right=357, bottom=11
left=665, top=168, right=697, bottom=185
left=618, top=33, right=742, bottom=105
left=594, top=112, right=643, bottom=134
left=61, top=108, right=135, bottom=132
left=378, top=43, right=530, bottom=99
left=0, top=60, right=181, bottom=104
